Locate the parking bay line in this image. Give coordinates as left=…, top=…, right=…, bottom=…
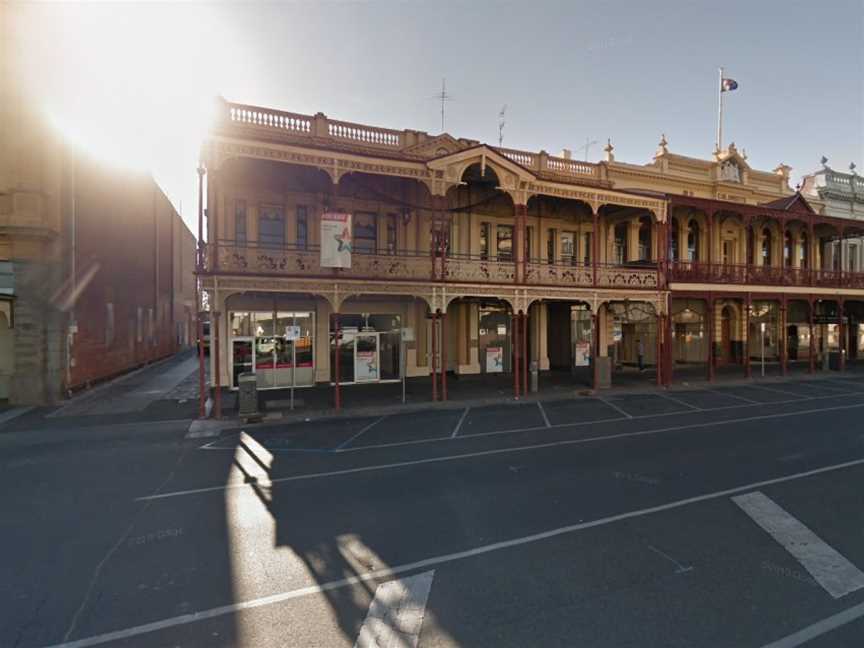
left=196, top=388, right=864, bottom=455
left=336, top=417, right=386, bottom=450
left=60, top=455, right=864, bottom=648
left=536, top=401, right=551, bottom=428
left=144, top=400, right=864, bottom=501
left=733, top=491, right=864, bottom=599
left=656, top=392, right=702, bottom=411
left=759, top=599, right=864, bottom=648
left=450, top=407, right=470, bottom=438
left=596, top=397, right=634, bottom=419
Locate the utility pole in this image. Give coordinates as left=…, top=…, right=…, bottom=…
left=498, top=104, right=507, bottom=147
left=577, top=138, right=598, bottom=161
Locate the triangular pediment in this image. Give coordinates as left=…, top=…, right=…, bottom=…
left=425, top=144, right=537, bottom=191
left=760, top=192, right=816, bottom=214
left=402, top=133, right=476, bottom=158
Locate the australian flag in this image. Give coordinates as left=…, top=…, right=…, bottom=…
left=721, top=78, right=739, bottom=92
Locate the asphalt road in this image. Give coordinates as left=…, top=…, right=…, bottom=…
left=4, top=375, right=864, bottom=647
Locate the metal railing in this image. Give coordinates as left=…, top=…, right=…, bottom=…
left=668, top=261, right=864, bottom=288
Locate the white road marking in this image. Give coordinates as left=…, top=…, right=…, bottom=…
left=647, top=544, right=693, bottom=574
left=656, top=392, right=701, bottom=411
left=450, top=408, right=470, bottom=438
left=536, top=401, right=551, bottom=428
left=55, top=455, right=864, bottom=648
left=195, top=388, right=864, bottom=454
left=354, top=571, right=434, bottom=648
left=0, top=406, right=34, bottom=427
left=143, top=400, right=864, bottom=501
left=597, top=397, right=633, bottom=419
left=750, top=383, right=801, bottom=397
left=733, top=491, right=864, bottom=598
left=759, top=599, right=864, bottom=648
left=337, top=417, right=386, bottom=450
left=705, top=388, right=760, bottom=404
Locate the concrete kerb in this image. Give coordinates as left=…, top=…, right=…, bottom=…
left=189, top=369, right=864, bottom=441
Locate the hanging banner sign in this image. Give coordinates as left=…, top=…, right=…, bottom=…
left=320, top=212, right=352, bottom=268
left=574, top=341, right=591, bottom=367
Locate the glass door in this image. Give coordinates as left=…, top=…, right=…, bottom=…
left=231, top=340, right=253, bottom=387
left=354, top=332, right=380, bottom=382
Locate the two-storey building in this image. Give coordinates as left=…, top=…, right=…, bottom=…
left=198, top=100, right=864, bottom=412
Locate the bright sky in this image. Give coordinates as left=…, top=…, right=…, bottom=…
left=15, top=1, right=864, bottom=237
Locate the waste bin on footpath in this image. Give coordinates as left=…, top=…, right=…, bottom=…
left=238, top=372, right=261, bottom=421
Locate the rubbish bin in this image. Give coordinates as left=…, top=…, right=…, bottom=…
left=238, top=372, right=260, bottom=421
left=530, top=361, right=539, bottom=393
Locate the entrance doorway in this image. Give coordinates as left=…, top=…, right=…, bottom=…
left=354, top=332, right=380, bottom=382
left=719, top=306, right=732, bottom=364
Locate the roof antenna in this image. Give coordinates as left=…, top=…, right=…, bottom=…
left=498, top=104, right=507, bottom=147
left=432, top=78, right=453, bottom=132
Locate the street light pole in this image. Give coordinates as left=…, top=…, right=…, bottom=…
left=760, top=322, right=766, bottom=377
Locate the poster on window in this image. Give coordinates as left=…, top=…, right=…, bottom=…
left=356, top=350, right=379, bottom=381
left=574, top=341, right=591, bottom=367
left=320, top=212, right=352, bottom=268
left=486, top=346, right=504, bottom=373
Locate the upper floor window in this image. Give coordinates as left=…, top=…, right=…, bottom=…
left=480, top=223, right=490, bottom=260
left=687, top=220, right=700, bottom=262
left=546, top=229, right=555, bottom=265
left=235, top=200, right=247, bottom=244
left=583, top=232, right=592, bottom=265
left=784, top=231, right=793, bottom=267
left=669, top=218, right=680, bottom=262
left=849, top=244, right=858, bottom=272
left=386, top=214, right=398, bottom=255
left=259, top=205, right=285, bottom=247
left=497, top=225, right=513, bottom=261
left=638, top=216, right=652, bottom=261
left=296, top=206, right=308, bottom=249
left=354, top=212, right=377, bottom=254
left=614, top=223, right=628, bottom=264
left=762, top=228, right=773, bottom=266
left=560, top=231, right=575, bottom=264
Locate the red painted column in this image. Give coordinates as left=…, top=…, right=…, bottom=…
left=809, top=298, right=816, bottom=374
left=745, top=294, right=752, bottom=379
left=213, top=311, right=221, bottom=418
left=333, top=313, right=341, bottom=410
left=780, top=297, right=788, bottom=376
left=707, top=296, right=715, bottom=382
left=665, top=294, right=674, bottom=386
left=656, top=312, right=663, bottom=387
left=441, top=312, right=448, bottom=401
left=515, top=204, right=527, bottom=284
left=521, top=311, right=528, bottom=395
left=513, top=312, right=520, bottom=398
left=592, top=312, right=600, bottom=390
left=431, top=311, right=438, bottom=401
left=839, top=299, right=846, bottom=372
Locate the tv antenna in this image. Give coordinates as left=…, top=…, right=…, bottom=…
left=498, top=104, right=507, bottom=147
left=432, top=78, right=452, bottom=132
left=578, top=137, right=599, bottom=161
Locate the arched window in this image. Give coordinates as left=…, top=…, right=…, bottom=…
left=638, top=216, right=652, bottom=261
left=687, top=220, right=700, bottom=262
left=762, top=228, right=773, bottom=266
left=784, top=231, right=793, bottom=267
left=669, top=218, right=680, bottom=262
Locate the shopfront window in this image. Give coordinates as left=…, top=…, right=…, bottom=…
left=479, top=305, right=511, bottom=374
left=330, top=313, right=402, bottom=384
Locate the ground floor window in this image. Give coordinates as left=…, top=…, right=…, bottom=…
left=229, top=310, right=315, bottom=389
left=330, top=313, right=401, bottom=384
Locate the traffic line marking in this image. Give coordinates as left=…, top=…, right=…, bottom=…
left=597, top=397, right=634, bottom=419
left=58, top=455, right=864, bottom=648
left=536, top=401, right=551, bottom=428
left=656, top=392, right=701, bottom=411
left=144, top=400, right=864, bottom=501
left=759, top=599, right=864, bottom=648
left=355, top=571, right=434, bottom=648
left=450, top=408, right=469, bottom=438
left=704, top=388, right=760, bottom=404
left=749, top=383, right=801, bottom=397
left=337, top=417, right=385, bottom=450
left=733, top=491, right=864, bottom=598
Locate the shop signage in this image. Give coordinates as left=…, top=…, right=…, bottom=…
left=284, top=325, right=301, bottom=341
left=612, top=321, right=623, bottom=342
left=400, top=327, right=415, bottom=342
left=486, top=346, right=504, bottom=373
left=573, top=341, right=591, bottom=367
left=320, top=212, right=352, bottom=268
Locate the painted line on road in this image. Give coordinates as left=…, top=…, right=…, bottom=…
left=733, top=491, right=864, bottom=599
left=194, top=388, right=864, bottom=455
left=537, top=401, right=551, bottom=428
left=597, top=397, right=634, bottom=419
left=60, top=455, right=864, bottom=648
left=750, top=383, right=802, bottom=397
left=337, top=417, right=386, bottom=450
left=354, top=570, right=434, bottom=648
left=759, top=599, right=864, bottom=648
left=655, top=392, right=702, bottom=411
left=450, top=408, right=470, bottom=438
left=704, top=388, right=760, bottom=404
left=141, top=400, right=864, bottom=501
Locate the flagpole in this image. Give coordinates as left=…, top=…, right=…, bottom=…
left=716, top=66, right=724, bottom=152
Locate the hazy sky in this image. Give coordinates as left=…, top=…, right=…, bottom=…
left=18, top=1, right=864, bottom=236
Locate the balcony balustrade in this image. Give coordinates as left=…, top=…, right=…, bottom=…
left=668, top=261, right=864, bottom=289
